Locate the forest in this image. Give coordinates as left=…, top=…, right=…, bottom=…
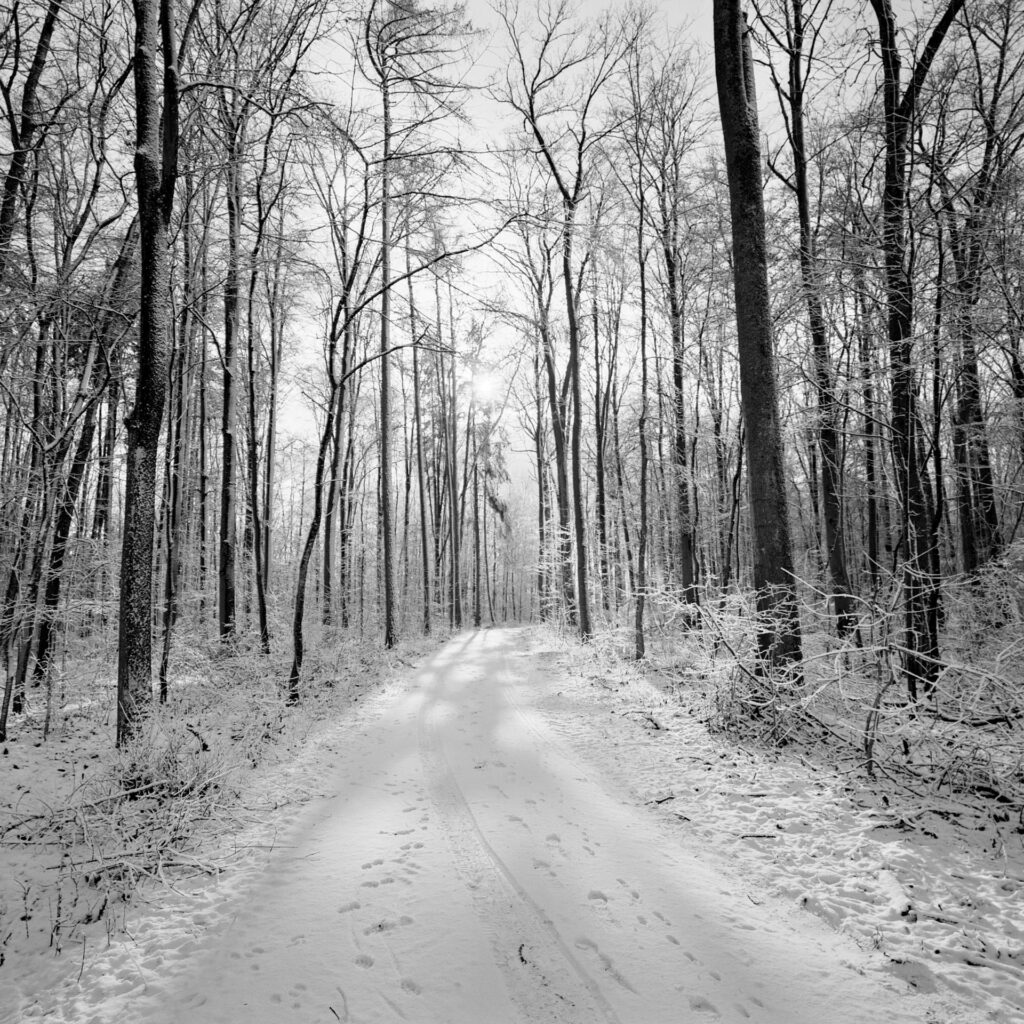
left=2, top=0, right=1024, bottom=1018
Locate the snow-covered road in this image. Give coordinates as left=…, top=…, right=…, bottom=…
left=120, top=627, right=937, bottom=1024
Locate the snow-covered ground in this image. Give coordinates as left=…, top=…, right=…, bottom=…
left=4, top=627, right=1019, bottom=1022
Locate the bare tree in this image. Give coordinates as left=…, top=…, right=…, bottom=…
left=117, top=0, right=181, bottom=743
left=714, top=0, right=802, bottom=672
left=867, top=0, right=964, bottom=697
left=753, top=0, right=857, bottom=638
left=497, top=0, right=637, bottom=640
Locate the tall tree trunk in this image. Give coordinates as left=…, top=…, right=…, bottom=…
left=854, top=266, right=881, bottom=585
left=532, top=344, right=550, bottom=621
left=472, top=457, right=481, bottom=627
left=118, top=0, right=179, bottom=744
left=408, top=253, right=431, bottom=634
left=441, top=279, right=462, bottom=629
left=0, top=0, right=62, bottom=285
left=635, top=230, right=650, bottom=660
left=714, top=1, right=802, bottom=672
left=781, top=0, right=857, bottom=637
left=244, top=245, right=270, bottom=653
left=540, top=318, right=575, bottom=623
left=868, top=0, right=964, bottom=698
left=218, top=134, right=240, bottom=642
left=287, top=385, right=340, bottom=700
left=159, top=313, right=187, bottom=698
left=592, top=296, right=609, bottom=612
left=378, top=77, right=397, bottom=648
left=665, top=253, right=698, bottom=605
left=562, top=204, right=592, bottom=640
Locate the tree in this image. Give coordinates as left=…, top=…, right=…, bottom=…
left=364, top=0, right=470, bottom=647
left=754, top=0, right=858, bottom=638
left=922, top=0, right=1024, bottom=572
left=714, top=0, right=802, bottom=672
left=497, top=0, right=637, bottom=640
left=117, top=0, right=181, bottom=744
left=0, top=0, right=63, bottom=285
left=867, top=0, right=965, bottom=698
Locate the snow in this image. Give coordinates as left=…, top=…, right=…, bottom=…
left=3, top=627, right=1018, bottom=1022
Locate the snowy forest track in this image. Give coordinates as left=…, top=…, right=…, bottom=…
left=14, top=627, right=972, bottom=1024
left=417, top=632, right=624, bottom=1023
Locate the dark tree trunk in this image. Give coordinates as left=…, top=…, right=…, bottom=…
left=411, top=330, right=431, bottom=634
left=714, top=1, right=802, bottom=672
left=562, top=207, right=593, bottom=640
left=635, top=228, right=650, bottom=661
left=664, top=253, right=698, bottom=605
left=218, top=137, right=240, bottom=642
left=0, top=0, right=62, bottom=284
left=868, top=0, right=964, bottom=698
left=118, top=0, right=179, bottom=744
left=540, top=317, right=576, bottom=624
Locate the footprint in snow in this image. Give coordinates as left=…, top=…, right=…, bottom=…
left=338, top=901, right=361, bottom=914
left=688, top=995, right=721, bottom=1018
left=354, top=955, right=374, bottom=969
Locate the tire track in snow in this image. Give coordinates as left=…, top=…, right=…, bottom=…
left=417, top=637, right=623, bottom=1024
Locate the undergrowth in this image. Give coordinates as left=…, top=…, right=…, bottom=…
left=590, top=560, right=1024, bottom=844
left=0, top=625, right=422, bottom=963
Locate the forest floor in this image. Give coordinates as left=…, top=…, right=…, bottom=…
left=2, top=626, right=1021, bottom=1022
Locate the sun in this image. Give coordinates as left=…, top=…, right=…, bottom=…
left=471, top=370, right=502, bottom=406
